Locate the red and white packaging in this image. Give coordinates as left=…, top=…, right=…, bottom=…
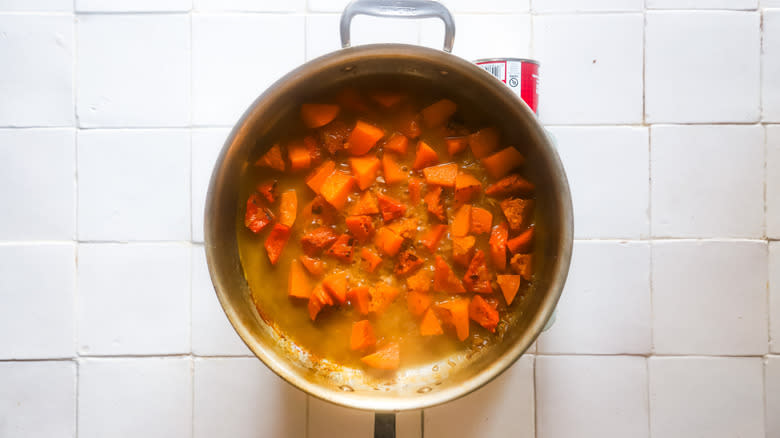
left=474, top=58, right=540, bottom=114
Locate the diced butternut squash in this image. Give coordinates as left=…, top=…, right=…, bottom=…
left=433, top=256, right=466, bottom=293
left=384, top=132, right=409, bottom=155
left=419, top=224, right=448, bottom=253
left=301, top=226, right=338, bottom=256
left=424, top=186, right=446, bottom=222
left=279, top=190, right=297, bottom=227
left=264, top=223, right=291, bottom=265
left=361, top=342, right=400, bottom=370
left=345, top=215, right=375, bottom=243
left=446, top=136, right=468, bottom=156
left=244, top=193, right=274, bottom=233
left=407, top=290, right=432, bottom=317
left=288, top=141, right=312, bottom=172
left=347, top=120, right=385, bottom=156
left=500, top=198, right=534, bottom=232
left=496, top=274, right=521, bottom=305
left=507, top=227, right=534, bottom=254
left=288, top=259, right=312, bottom=299
left=322, top=271, right=349, bottom=304
left=381, top=153, right=407, bottom=184
left=468, top=127, right=500, bottom=159
left=376, top=192, right=407, bottom=222
left=336, top=87, right=370, bottom=113
left=468, top=295, right=499, bottom=332
left=320, top=171, right=355, bottom=210
left=408, top=177, right=423, bottom=205
left=413, top=140, right=439, bottom=170
left=301, top=103, right=340, bottom=128
left=255, top=180, right=277, bottom=203
left=254, top=144, right=285, bottom=171
left=423, top=163, right=458, bottom=187
left=350, top=191, right=380, bottom=215
left=350, top=320, right=376, bottom=351
left=347, top=286, right=371, bottom=315
left=420, top=308, right=444, bottom=336
left=305, top=160, right=336, bottom=195
left=406, top=269, right=432, bottom=293
left=438, top=298, right=470, bottom=341
left=489, top=222, right=509, bottom=271
left=485, top=174, right=535, bottom=198
left=470, top=207, right=492, bottom=234
left=308, top=284, right=333, bottom=321
left=463, top=250, right=492, bottom=294
left=299, top=255, right=326, bottom=277
left=387, top=217, right=417, bottom=239
left=394, top=250, right=424, bottom=277
left=370, top=91, right=405, bottom=108
left=451, top=204, right=472, bottom=237
left=481, top=147, right=526, bottom=179
left=369, top=283, right=400, bottom=314
left=320, top=119, right=350, bottom=155
left=454, top=173, right=482, bottom=204
left=452, top=235, right=476, bottom=268
left=349, top=156, right=381, bottom=191
left=360, top=247, right=383, bottom=273
left=510, top=254, right=533, bottom=281
left=396, top=110, right=422, bottom=139
left=324, top=234, right=355, bottom=263
left=374, top=227, right=404, bottom=257
left=421, top=99, right=457, bottom=128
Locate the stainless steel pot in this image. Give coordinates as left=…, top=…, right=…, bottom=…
left=204, top=1, right=573, bottom=436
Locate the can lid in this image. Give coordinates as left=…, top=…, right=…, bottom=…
left=473, top=57, right=540, bottom=66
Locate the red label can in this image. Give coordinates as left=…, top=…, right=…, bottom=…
left=473, top=58, right=540, bottom=114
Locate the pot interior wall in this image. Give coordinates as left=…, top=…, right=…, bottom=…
left=205, top=45, right=571, bottom=412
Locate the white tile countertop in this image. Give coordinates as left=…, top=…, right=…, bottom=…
left=0, top=0, right=778, bottom=437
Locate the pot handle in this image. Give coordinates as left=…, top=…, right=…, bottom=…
left=374, top=412, right=396, bottom=438
left=340, top=0, right=456, bottom=52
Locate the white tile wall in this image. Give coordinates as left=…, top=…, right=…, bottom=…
left=76, top=14, right=191, bottom=127
left=194, top=0, right=304, bottom=12
left=424, top=356, right=534, bottom=438
left=649, top=357, right=765, bottom=438
left=191, top=245, right=252, bottom=356
left=652, top=240, right=768, bottom=355
left=771, top=242, right=780, bottom=353
left=77, top=129, right=191, bottom=241
left=549, top=126, right=649, bottom=239
left=1, top=1, right=778, bottom=437
left=0, top=244, right=75, bottom=359
left=191, top=128, right=229, bottom=243
left=532, top=0, right=642, bottom=12
left=306, top=13, right=421, bottom=61
left=78, top=243, right=191, bottom=355
left=76, top=0, right=191, bottom=12
left=768, top=126, right=780, bottom=239
left=651, top=125, right=764, bottom=238
left=192, top=14, right=305, bottom=126
left=193, top=358, right=306, bottom=438
left=533, top=14, right=643, bottom=125
left=647, top=0, right=758, bottom=8
left=78, top=358, right=192, bottom=438
left=763, top=10, right=780, bottom=121
left=0, top=129, right=75, bottom=240
left=0, top=0, right=71, bottom=11
left=0, top=361, right=76, bottom=438
left=538, top=241, right=651, bottom=354
left=420, top=13, right=531, bottom=60
left=645, top=11, right=760, bottom=123
left=767, top=356, right=780, bottom=438
left=0, top=14, right=74, bottom=127
left=536, top=356, right=649, bottom=438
